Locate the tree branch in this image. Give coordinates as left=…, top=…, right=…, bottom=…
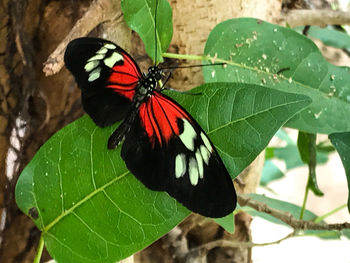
left=285, top=9, right=350, bottom=28
left=188, top=231, right=296, bottom=256
left=238, top=194, right=350, bottom=231
left=42, top=0, right=121, bottom=76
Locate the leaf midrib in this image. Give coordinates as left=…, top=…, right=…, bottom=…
left=206, top=23, right=350, bottom=106
left=207, top=97, right=310, bottom=135
left=43, top=171, right=129, bottom=232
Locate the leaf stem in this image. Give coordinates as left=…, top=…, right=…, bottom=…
left=33, top=234, right=44, bottom=263
left=299, top=178, right=310, bottom=220
left=162, top=52, right=208, bottom=61
left=314, top=204, right=348, bottom=223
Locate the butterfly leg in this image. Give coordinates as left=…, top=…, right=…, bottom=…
left=159, top=72, right=172, bottom=91
left=108, top=110, right=138, bottom=149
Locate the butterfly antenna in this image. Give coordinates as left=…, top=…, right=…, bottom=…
left=154, top=0, right=158, bottom=65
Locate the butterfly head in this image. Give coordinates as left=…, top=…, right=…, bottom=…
left=148, top=66, right=162, bottom=81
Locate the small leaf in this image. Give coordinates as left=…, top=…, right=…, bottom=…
left=213, top=212, right=235, bottom=233
left=121, top=0, right=172, bottom=63
left=204, top=18, right=350, bottom=134
left=260, top=160, right=284, bottom=186
left=272, top=133, right=328, bottom=170
left=297, top=132, right=324, bottom=196
left=329, top=132, right=350, bottom=213
left=297, top=131, right=311, bottom=164
left=295, top=26, right=350, bottom=50
left=166, top=83, right=312, bottom=176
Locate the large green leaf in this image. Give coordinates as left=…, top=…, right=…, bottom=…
left=15, top=116, right=189, bottom=263
left=121, top=0, right=172, bottom=63
left=204, top=18, right=350, bottom=134
left=166, top=83, right=311, bottom=176
left=16, top=83, right=310, bottom=262
left=329, top=132, right=350, bottom=213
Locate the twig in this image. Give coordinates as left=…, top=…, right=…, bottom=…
left=238, top=194, right=350, bottom=231
left=285, top=9, right=350, bottom=28
left=42, top=0, right=121, bottom=76
left=189, top=231, right=296, bottom=254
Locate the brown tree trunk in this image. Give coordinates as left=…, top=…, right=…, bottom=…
left=0, top=0, right=280, bottom=262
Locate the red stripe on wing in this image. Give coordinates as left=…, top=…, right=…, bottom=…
left=107, top=53, right=142, bottom=100
left=139, top=92, right=190, bottom=147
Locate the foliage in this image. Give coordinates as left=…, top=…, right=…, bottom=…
left=15, top=0, right=350, bottom=262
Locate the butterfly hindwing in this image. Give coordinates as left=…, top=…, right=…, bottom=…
left=121, top=92, right=236, bottom=218
left=64, top=37, right=142, bottom=127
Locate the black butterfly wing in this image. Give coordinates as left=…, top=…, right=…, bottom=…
left=64, top=37, right=142, bottom=127
left=121, top=92, right=237, bottom=218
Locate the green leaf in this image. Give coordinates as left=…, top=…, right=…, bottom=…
left=297, top=132, right=324, bottom=196
left=166, top=82, right=312, bottom=176
left=295, top=26, right=350, bottom=50
left=342, top=229, right=350, bottom=240
left=260, top=160, right=284, bottom=186
left=329, top=132, right=350, bottom=213
left=274, top=144, right=329, bottom=171
left=15, top=116, right=189, bottom=263
left=121, top=0, right=172, bottom=63
left=297, top=131, right=312, bottom=164
left=244, top=194, right=341, bottom=239
left=213, top=212, right=235, bottom=233
left=204, top=18, right=350, bottom=134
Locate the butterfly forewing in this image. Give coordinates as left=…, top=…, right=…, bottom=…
left=121, top=92, right=236, bottom=218
left=64, top=37, right=141, bottom=127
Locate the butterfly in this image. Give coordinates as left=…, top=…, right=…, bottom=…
left=64, top=37, right=236, bottom=218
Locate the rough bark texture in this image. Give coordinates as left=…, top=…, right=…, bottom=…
left=0, top=0, right=279, bottom=262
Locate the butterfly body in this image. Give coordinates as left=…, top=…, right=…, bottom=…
left=64, top=37, right=236, bottom=218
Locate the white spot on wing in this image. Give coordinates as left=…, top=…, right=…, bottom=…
left=175, top=154, right=186, bottom=178
left=195, top=150, right=204, bottom=179
left=104, top=43, right=117, bottom=49
left=104, top=52, right=123, bottom=68
left=88, top=67, right=101, bottom=82
left=96, top=47, right=108, bottom=54
left=189, top=157, right=199, bottom=186
left=200, top=145, right=210, bottom=165
left=84, top=60, right=99, bottom=72
left=179, top=119, right=197, bottom=151
left=88, top=54, right=105, bottom=61
left=200, top=132, right=213, bottom=152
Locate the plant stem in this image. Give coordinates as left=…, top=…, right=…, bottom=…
left=162, top=52, right=235, bottom=66
left=300, top=178, right=310, bottom=219
left=314, top=204, right=348, bottom=223
left=33, top=234, right=44, bottom=263
left=162, top=52, right=209, bottom=61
